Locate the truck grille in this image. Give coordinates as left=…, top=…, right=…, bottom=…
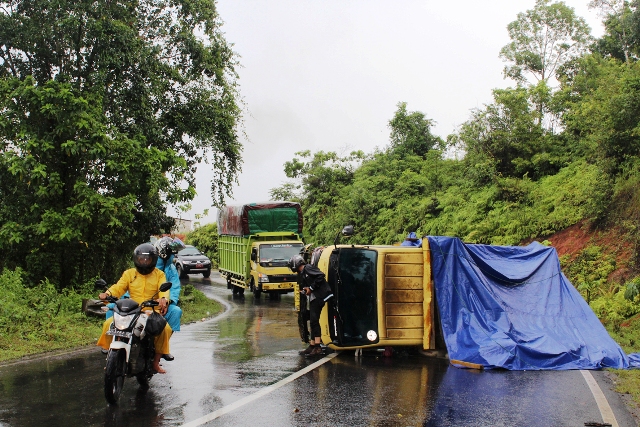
left=268, top=274, right=297, bottom=282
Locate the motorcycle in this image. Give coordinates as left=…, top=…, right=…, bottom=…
left=100, top=281, right=172, bottom=404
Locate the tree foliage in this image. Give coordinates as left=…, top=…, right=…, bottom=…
left=0, top=0, right=242, bottom=286
left=186, top=222, right=219, bottom=268
left=500, top=0, right=591, bottom=84
left=589, top=0, right=636, bottom=62
left=388, top=102, right=443, bottom=157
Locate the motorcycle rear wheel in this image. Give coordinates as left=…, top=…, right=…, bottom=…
left=104, top=349, right=126, bottom=404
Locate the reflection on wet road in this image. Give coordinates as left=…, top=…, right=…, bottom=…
left=0, top=273, right=637, bottom=427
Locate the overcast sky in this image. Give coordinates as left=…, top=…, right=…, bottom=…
left=181, top=0, right=604, bottom=226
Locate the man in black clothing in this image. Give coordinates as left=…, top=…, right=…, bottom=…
left=289, top=255, right=334, bottom=356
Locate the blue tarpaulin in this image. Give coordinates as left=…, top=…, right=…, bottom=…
left=427, top=236, right=636, bottom=370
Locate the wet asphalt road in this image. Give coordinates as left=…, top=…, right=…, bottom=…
left=0, top=272, right=637, bottom=427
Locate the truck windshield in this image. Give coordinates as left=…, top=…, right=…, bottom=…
left=335, top=248, right=378, bottom=346
left=259, top=243, right=304, bottom=264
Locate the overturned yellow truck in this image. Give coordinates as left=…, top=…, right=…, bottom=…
left=315, top=243, right=439, bottom=352
left=312, top=232, right=633, bottom=370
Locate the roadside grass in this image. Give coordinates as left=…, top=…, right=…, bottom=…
left=606, top=317, right=640, bottom=408
left=0, top=268, right=223, bottom=363
left=0, top=318, right=102, bottom=362
left=179, top=283, right=223, bottom=324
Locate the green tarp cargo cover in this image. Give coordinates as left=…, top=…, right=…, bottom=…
left=217, top=202, right=303, bottom=236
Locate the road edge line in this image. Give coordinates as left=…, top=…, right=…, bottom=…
left=580, top=369, right=619, bottom=427
left=180, top=352, right=339, bottom=427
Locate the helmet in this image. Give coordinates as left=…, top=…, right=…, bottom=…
left=154, top=237, right=173, bottom=260
left=154, top=237, right=186, bottom=260
left=169, top=237, right=185, bottom=254
left=133, top=243, right=158, bottom=275
left=145, top=311, right=167, bottom=336
left=405, top=232, right=419, bottom=241
left=288, top=254, right=306, bottom=272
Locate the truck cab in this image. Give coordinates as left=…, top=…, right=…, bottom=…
left=315, top=243, right=437, bottom=352
left=249, top=240, right=303, bottom=298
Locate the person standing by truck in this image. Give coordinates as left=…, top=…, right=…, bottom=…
left=289, top=255, right=333, bottom=356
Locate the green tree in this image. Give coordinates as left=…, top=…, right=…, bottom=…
left=500, top=0, right=592, bottom=84
left=563, top=57, right=640, bottom=174
left=277, top=150, right=365, bottom=240
left=0, top=0, right=242, bottom=287
left=590, top=0, right=636, bottom=62
left=187, top=223, right=219, bottom=268
left=388, top=102, right=443, bottom=157
left=455, top=86, right=567, bottom=182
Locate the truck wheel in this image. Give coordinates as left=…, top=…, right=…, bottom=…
left=251, top=279, right=261, bottom=299
left=203, top=269, right=211, bottom=278
left=232, top=285, right=244, bottom=296
left=177, top=264, right=187, bottom=279
left=226, top=277, right=233, bottom=289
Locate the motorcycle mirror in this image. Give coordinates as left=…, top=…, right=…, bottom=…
left=94, top=278, right=108, bottom=290
left=159, top=282, right=172, bottom=292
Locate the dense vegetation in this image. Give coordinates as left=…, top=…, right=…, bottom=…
left=187, top=222, right=220, bottom=269
left=270, top=0, right=640, bottom=338
left=0, top=0, right=242, bottom=288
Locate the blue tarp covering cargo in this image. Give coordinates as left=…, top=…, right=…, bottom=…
left=427, top=236, right=634, bottom=370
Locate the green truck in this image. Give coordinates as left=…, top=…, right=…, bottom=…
left=217, top=202, right=304, bottom=299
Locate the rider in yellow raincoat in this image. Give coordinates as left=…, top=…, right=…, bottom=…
left=97, top=243, right=172, bottom=373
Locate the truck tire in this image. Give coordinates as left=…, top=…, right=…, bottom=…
left=251, top=279, right=261, bottom=299
left=232, top=285, right=244, bottom=296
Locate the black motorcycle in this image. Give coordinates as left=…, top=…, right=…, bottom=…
left=101, top=282, right=171, bottom=404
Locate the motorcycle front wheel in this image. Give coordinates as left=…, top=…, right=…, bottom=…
left=104, top=349, right=126, bottom=404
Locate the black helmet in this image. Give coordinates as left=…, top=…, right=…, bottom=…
left=133, top=243, right=158, bottom=275
left=288, top=254, right=306, bottom=272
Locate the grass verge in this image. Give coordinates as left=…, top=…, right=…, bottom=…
left=179, top=283, right=223, bottom=324
left=606, top=319, right=640, bottom=411
left=0, top=269, right=223, bottom=363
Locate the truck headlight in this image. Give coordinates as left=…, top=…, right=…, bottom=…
left=258, top=273, right=269, bottom=283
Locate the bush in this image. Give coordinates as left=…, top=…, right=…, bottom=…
left=0, top=268, right=102, bottom=361
left=186, top=223, right=219, bottom=268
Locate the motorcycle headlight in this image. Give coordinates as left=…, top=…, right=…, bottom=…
left=113, top=312, right=135, bottom=330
